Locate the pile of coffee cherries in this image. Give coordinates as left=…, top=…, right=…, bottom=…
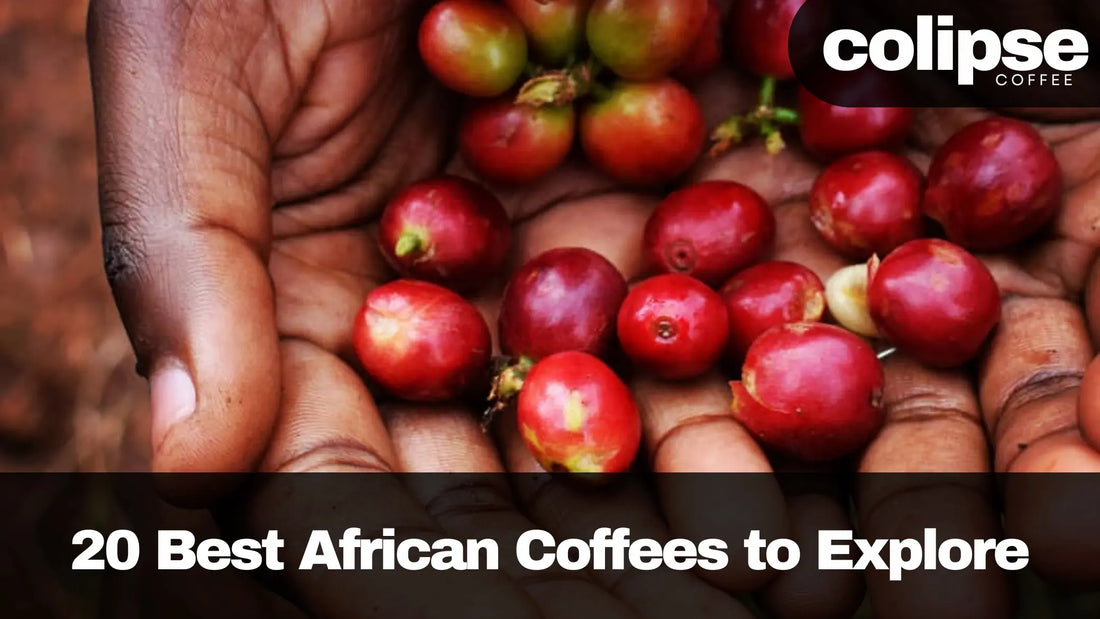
left=353, top=0, right=1064, bottom=474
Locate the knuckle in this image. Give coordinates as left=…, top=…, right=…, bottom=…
left=513, top=473, right=561, bottom=514
left=98, top=170, right=156, bottom=291
left=271, top=438, right=394, bottom=474
left=999, top=370, right=1082, bottom=418
left=991, top=370, right=1082, bottom=444
left=649, top=413, right=740, bottom=463
left=886, top=388, right=981, bottom=427
left=422, top=479, right=515, bottom=524
left=101, top=218, right=148, bottom=291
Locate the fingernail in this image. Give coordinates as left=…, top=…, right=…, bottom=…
left=150, top=364, right=196, bottom=450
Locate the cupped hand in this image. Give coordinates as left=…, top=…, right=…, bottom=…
left=88, top=2, right=755, bottom=617
left=89, top=0, right=455, bottom=478
left=89, top=0, right=1100, bottom=617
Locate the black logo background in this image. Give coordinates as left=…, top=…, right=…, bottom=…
left=791, top=0, right=1100, bottom=108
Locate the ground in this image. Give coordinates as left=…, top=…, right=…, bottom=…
left=0, top=0, right=149, bottom=472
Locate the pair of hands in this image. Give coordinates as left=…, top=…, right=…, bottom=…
left=88, top=0, right=1100, bottom=617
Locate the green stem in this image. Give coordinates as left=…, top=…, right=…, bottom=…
left=709, top=75, right=798, bottom=156
left=758, top=117, right=786, bottom=155
left=394, top=230, right=425, bottom=258
left=758, top=75, right=778, bottom=109
left=709, top=115, right=744, bottom=156
left=773, top=106, right=800, bottom=124
left=764, top=130, right=786, bottom=155
left=516, top=56, right=604, bottom=107
left=483, top=356, right=536, bottom=429
left=494, top=356, right=534, bottom=400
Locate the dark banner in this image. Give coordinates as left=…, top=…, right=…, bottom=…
left=791, top=0, right=1100, bottom=107
left=3, top=474, right=1100, bottom=619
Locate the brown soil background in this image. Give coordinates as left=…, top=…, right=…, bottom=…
left=0, top=1, right=150, bottom=472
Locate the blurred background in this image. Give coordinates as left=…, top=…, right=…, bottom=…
left=0, top=0, right=149, bottom=472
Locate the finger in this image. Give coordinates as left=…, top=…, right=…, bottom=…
left=1086, top=253, right=1100, bottom=349
left=857, top=477, right=1014, bottom=619
left=634, top=372, right=772, bottom=473
left=271, top=76, right=426, bottom=205
left=270, top=76, right=456, bottom=239
left=88, top=2, right=278, bottom=487
left=631, top=372, right=787, bottom=591
left=756, top=492, right=865, bottom=619
left=1052, top=125, right=1100, bottom=246
left=977, top=238, right=1095, bottom=300
left=756, top=464, right=865, bottom=617
left=269, top=227, right=393, bottom=360
left=260, top=340, right=396, bottom=474
left=861, top=355, right=988, bottom=473
left=387, top=404, right=639, bottom=619
left=496, top=413, right=755, bottom=619
left=856, top=355, right=1013, bottom=619
left=979, top=297, right=1100, bottom=587
left=1002, top=470, right=1100, bottom=588
left=978, top=297, right=1095, bottom=472
left=1082, top=355, right=1100, bottom=451
left=236, top=341, right=540, bottom=619
left=994, top=299, right=1100, bottom=584
left=386, top=404, right=504, bottom=473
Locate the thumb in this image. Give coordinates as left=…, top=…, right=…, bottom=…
left=89, top=1, right=279, bottom=486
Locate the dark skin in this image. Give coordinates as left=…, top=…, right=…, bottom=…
left=88, top=0, right=1100, bottom=617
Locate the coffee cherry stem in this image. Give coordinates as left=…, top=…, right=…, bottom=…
left=759, top=119, right=786, bottom=155
left=709, top=75, right=800, bottom=157
left=759, top=74, right=778, bottom=108
left=484, top=355, right=536, bottom=429
left=709, top=116, right=745, bottom=156
left=772, top=107, right=800, bottom=124
left=516, top=57, right=602, bottom=107
left=393, top=229, right=426, bottom=258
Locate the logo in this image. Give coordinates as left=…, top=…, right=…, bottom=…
left=790, top=0, right=1100, bottom=108
left=822, top=16, right=1089, bottom=87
